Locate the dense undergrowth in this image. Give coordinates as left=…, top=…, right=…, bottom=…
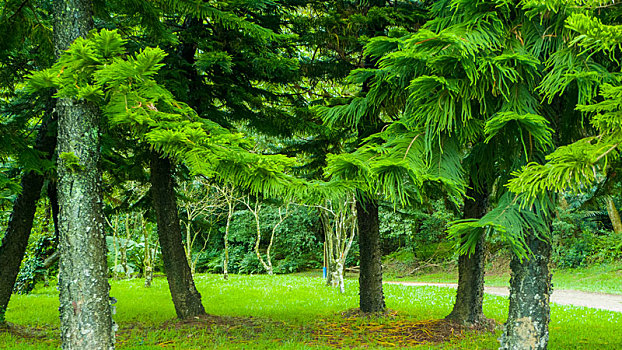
left=1, top=274, right=620, bottom=349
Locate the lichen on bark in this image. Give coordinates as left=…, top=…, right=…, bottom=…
left=499, top=232, right=551, bottom=350
left=54, top=1, right=115, bottom=348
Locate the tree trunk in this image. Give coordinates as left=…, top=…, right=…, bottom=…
left=150, top=152, right=205, bottom=319
left=0, top=113, right=56, bottom=322
left=56, top=99, right=114, bottom=350
left=54, top=1, right=115, bottom=345
left=141, top=215, right=153, bottom=288
left=357, top=197, right=385, bottom=313
left=499, top=233, right=552, bottom=350
left=605, top=196, right=622, bottom=234
left=446, top=185, right=488, bottom=326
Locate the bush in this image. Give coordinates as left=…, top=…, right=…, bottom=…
left=589, top=231, right=622, bottom=263
left=198, top=204, right=322, bottom=274
left=553, top=230, right=594, bottom=268
left=379, top=200, right=457, bottom=263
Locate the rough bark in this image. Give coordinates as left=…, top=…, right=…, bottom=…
left=604, top=196, right=622, bottom=234
left=48, top=181, right=60, bottom=242
left=56, top=98, right=114, bottom=350
left=499, top=234, right=552, bottom=350
left=357, top=197, right=385, bottom=313
left=54, top=2, right=115, bottom=348
left=0, top=113, right=56, bottom=322
left=150, top=152, right=205, bottom=319
left=446, top=185, right=488, bottom=326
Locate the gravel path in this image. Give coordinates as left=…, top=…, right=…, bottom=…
left=385, top=281, right=622, bottom=313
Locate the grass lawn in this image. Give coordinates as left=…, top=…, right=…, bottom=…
left=1, top=274, right=620, bottom=349
left=386, top=261, right=622, bottom=295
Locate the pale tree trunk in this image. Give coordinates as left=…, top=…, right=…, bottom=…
left=223, top=198, right=233, bottom=280
left=446, top=184, right=488, bottom=325
left=0, top=110, right=56, bottom=323
left=243, top=198, right=291, bottom=275
left=179, top=180, right=221, bottom=276
left=321, top=198, right=357, bottom=294
left=150, top=152, right=205, bottom=319
left=54, top=0, right=115, bottom=348
left=212, top=183, right=237, bottom=281
left=265, top=206, right=289, bottom=274
left=121, top=214, right=131, bottom=277
left=184, top=210, right=194, bottom=275
left=140, top=215, right=153, bottom=288
left=104, top=215, right=120, bottom=280
left=605, top=196, right=622, bottom=234
left=499, top=233, right=552, bottom=350
left=247, top=199, right=271, bottom=274
left=357, top=197, right=385, bottom=313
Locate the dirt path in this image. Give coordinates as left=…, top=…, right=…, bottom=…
left=385, top=281, right=622, bottom=313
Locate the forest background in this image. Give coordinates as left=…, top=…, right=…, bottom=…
left=2, top=0, right=622, bottom=349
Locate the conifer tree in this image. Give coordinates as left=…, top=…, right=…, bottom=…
left=323, top=2, right=610, bottom=348
left=53, top=0, right=115, bottom=348
left=0, top=1, right=57, bottom=321
left=302, top=0, right=428, bottom=313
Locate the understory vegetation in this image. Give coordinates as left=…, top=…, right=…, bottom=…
left=6, top=192, right=621, bottom=293
left=1, top=275, right=620, bottom=349
left=3, top=1, right=622, bottom=348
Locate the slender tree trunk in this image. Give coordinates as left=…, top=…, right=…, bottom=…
left=222, top=192, right=235, bottom=281
left=357, top=197, right=385, bottom=313
left=141, top=215, right=153, bottom=288
left=446, top=185, right=488, bottom=325
left=54, top=2, right=115, bottom=347
left=0, top=113, right=56, bottom=322
left=604, top=196, right=622, bottom=234
left=499, top=233, right=552, bottom=350
left=150, top=152, right=205, bottom=319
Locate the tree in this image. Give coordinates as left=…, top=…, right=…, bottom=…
left=178, top=178, right=224, bottom=276
left=0, top=0, right=56, bottom=323
left=324, top=2, right=607, bottom=347
left=241, top=195, right=291, bottom=276
left=150, top=152, right=205, bottom=318
left=307, top=0, right=428, bottom=313
left=318, top=196, right=357, bottom=293
left=0, top=109, right=56, bottom=323
left=53, top=0, right=115, bottom=348
left=445, top=182, right=488, bottom=325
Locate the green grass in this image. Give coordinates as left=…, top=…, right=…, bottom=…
left=388, top=261, right=622, bottom=294
left=1, top=274, right=621, bottom=349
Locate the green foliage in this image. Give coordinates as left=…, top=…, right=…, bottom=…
left=326, top=124, right=465, bottom=207
left=448, top=193, right=551, bottom=259
left=590, top=230, right=622, bottom=263
left=199, top=204, right=321, bottom=274
left=566, top=13, right=622, bottom=55
left=379, top=200, right=457, bottom=262
left=13, top=198, right=56, bottom=294
left=26, top=29, right=335, bottom=203
left=484, top=112, right=554, bottom=160
left=508, top=3, right=622, bottom=200
left=58, top=152, right=83, bottom=173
